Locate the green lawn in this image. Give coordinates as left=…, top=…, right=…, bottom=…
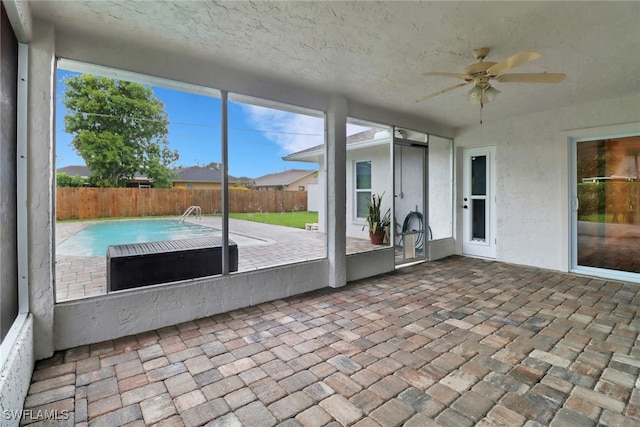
left=579, top=214, right=613, bottom=223
left=58, top=212, right=319, bottom=229
left=228, top=211, right=318, bottom=229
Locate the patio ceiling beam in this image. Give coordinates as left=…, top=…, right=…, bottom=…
left=4, top=0, right=32, bottom=42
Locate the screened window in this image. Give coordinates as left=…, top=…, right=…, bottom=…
left=355, top=160, right=372, bottom=218
left=54, top=60, right=327, bottom=302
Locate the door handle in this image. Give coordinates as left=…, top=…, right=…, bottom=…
left=463, top=205, right=468, bottom=209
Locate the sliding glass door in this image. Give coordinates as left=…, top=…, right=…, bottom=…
left=573, top=134, right=640, bottom=279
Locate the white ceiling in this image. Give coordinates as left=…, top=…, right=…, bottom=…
left=29, top=1, right=640, bottom=128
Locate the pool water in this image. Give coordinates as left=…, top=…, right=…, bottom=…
left=57, top=219, right=264, bottom=257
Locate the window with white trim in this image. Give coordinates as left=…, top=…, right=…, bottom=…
left=355, top=160, right=372, bottom=219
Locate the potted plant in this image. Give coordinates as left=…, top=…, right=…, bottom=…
left=363, top=192, right=391, bottom=244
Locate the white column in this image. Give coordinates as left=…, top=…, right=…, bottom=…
left=28, top=21, right=56, bottom=360
left=326, top=95, right=347, bottom=288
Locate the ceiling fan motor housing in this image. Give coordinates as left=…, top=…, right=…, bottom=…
left=464, top=62, right=498, bottom=79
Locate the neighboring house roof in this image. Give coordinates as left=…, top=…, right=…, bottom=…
left=283, top=129, right=391, bottom=162
left=57, top=165, right=150, bottom=180
left=253, top=169, right=317, bottom=187
left=57, top=165, right=244, bottom=183
left=174, top=166, right=240, bottom=183
left=57, top=165, right=90, bottom=177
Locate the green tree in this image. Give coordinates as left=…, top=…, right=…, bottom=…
left=56, top=173, right=85, bottom=187
left=203, top=161, right=222, bottom=170
left=62, top=74, right=178, bottom=187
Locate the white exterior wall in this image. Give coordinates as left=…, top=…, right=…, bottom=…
left=346, top=144, right=392, bottom=239
left=455, top=93, right=640, bottom=271
left=394, top=144, right=426, bottom=244
left=428, top=136, right=453, bottom=240
left=306, top=182, right=320, bottom=213
left=316, top=166, right=327, bottom=232
left=314, top=143, right=393, bottom=239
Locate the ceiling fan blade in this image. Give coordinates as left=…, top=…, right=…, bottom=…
left=423, top=71, right=469, bottom=80
left=496, top=73, right=566, bottom=83
left=486, top=51, right=541, bottom=76
left=416, top=82, right=469, bottom=102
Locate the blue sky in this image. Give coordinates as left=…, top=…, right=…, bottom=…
left=55, top=70, right=328, bottom=178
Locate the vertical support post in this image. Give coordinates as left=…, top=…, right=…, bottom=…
left=17, top=42, right=29, bottom=313
left=326, top=95, right=347, bottom=288
left=28, top=23, right=56, bottom=360
left=221, top=91, right=229, bottom=275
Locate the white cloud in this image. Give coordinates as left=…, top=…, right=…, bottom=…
left=241, top=104, right=372, bottom=155
left=241, top=104, right=324, bottom=154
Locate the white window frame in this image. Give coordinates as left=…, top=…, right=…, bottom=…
left=354, top=160, right=372, bottom=220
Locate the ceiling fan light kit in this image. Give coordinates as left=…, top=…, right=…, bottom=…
left=420, top=47, right=566, bottom=123
left=466, top=85, right=500, bottom=104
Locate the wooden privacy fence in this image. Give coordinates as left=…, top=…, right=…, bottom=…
left=56, top=188, right=308, bottom=220
left=577, top=182, right=639, bottom=224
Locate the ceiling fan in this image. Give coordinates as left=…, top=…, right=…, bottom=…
left=418, top=47, right=566, bottom=105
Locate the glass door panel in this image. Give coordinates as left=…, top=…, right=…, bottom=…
left=471, top=155, right=487, bottom=242
left=576, top=136, right=640, bottom=274
left=394, top=128, right=428, bottom=266
left=463, top=147, right=496, bottom=258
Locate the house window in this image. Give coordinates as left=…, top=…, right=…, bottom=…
left=355, top=160, right=372, bottom=218
left=298, top=186, right=305, bottom=191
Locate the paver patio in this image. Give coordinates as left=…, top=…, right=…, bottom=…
left=24, top=256, right=640, bottom=426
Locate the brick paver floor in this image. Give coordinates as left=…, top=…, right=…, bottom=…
left=24, top=256, right=640, bottom=426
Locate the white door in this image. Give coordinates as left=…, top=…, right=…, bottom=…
left=462, top=146, right=496, bottom=258
left=394, top=142, right=427, bottom=267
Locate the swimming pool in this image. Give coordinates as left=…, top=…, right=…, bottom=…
left=57, top=219, right=265, bottom=257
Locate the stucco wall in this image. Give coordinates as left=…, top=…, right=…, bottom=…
left=0, top=316, right=33, bottom=425
left=28, top=21, right=55, bottom=361
left=54, top=261, right=328, bottom=350
left=454, top=94, right=640, bottom=271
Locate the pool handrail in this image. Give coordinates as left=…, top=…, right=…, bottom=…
left=179, top=205, right=202, bottom=222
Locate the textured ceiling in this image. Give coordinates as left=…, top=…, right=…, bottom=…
left=29, top=1, right=640, bottom=128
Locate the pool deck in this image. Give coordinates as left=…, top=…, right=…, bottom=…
left=55, top=217, right=384, bottom=302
